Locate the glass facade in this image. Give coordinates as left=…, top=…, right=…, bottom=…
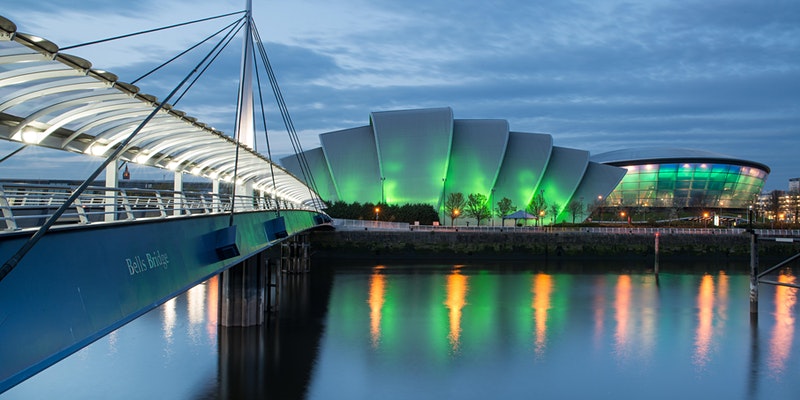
left=604, top=162, right=768, bottom=209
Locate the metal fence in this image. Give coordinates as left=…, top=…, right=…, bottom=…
left=0, top=183, right=305, bottom=232
left=331, top=218, right=800, bottom=237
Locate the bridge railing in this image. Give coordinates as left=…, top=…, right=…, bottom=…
left=0, top=183, right=301, bottom=232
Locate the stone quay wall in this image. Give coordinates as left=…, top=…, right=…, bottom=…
left=309, top=230, right=800, bottom=263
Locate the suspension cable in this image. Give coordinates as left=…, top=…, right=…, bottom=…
left=0, top=145, right=27, bottom=164
left=172, top=19, right=246, bottom=106
left=0, top=21, right=239, bottom=284
left=252, top=38, right=280, bottom=216
left=132, top=15, right=246, bottom=85
left=227, top=8, right=254, bottom=227
left=60, top=10, right=246, bottom=50
left=251, top=22, right=322, bottom=210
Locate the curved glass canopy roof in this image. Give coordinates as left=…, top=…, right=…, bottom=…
left=592, top=147, right=770, bottom=209
left=0, top=15, right=319, bottom=208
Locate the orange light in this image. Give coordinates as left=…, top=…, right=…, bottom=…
left=375, top=207, right=380, bottom=213
left=454, top=209, right=460, bottom=216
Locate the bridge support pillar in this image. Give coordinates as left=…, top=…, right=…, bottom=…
left=280, top=234, right=310, bottom=274
left=220, top=251, right=270, bottom=327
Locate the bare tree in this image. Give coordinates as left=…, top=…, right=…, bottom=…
left=495, top=197, right=516, bottom=227
left=767, top=190, right=783, bottom=227
left=526, top=191, right=547, bottom=227
left=567, top=200, right=583, bottom=224
left=548, top=202, right=561, bottom=225
left=445, top=192, right=466, bottom=227
left=465, top=193, right=492, bottom=226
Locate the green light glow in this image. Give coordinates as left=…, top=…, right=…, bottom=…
left=605, top=163, right=768, bottom=208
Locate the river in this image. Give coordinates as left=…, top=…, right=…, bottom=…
left=2, top=258, right=798, bottom=399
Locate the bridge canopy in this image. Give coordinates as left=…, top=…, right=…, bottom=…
left=0, top=15, right=320, bottom=209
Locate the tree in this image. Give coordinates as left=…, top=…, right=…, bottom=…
left=445, top=192, right=466, bottom=227
left=767, top=190, right=783, bottom=227
left=526, top=191, right=547, bottom=227
left=567, top=200, right=583, bottom=224
left=548, top=202, right=561, bottom=225
left=496, top=197, right=516, bottom=227
left=465, top=193, right=492, bottom=226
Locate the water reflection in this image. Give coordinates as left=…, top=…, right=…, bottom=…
left=368, top=266, right=387, bottom=348
left=206, top=275, right=219, bottom=341
left=444, top=268, right=469, bottom=352
left=768, top=272, right=797, bottom=377
left=6, top=263, right=800, bottom=400
left=186, top=282, right=206, bottom=345
left=162, top=297, right=177, bottom=346
left=694, top=274, right=715, bottom=368
left=532, top=273, right=552, bottom=357
left=613, top=275, right=632, bottom=360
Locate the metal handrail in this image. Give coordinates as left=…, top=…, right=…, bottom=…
left=0, top=183, right=305, bottom=232
left=331, top=218, right=800, bottom=237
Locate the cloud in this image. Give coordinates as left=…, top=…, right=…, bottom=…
left=1, top=0, right=798, bottom=190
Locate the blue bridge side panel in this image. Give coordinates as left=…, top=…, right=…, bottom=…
left=0, top=210, right=322, bottom=393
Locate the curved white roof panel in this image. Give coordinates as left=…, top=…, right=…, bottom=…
left=591, top=147, right=771, bottom=172
left=282, top=107, right=628, bottom=223
left=0, top=15, right=319, bottom=208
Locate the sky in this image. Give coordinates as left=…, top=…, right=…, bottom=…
left=1, top=0, right=798, bottom=190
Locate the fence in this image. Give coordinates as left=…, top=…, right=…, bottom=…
left=331, top=218, right=800, bottom=237
left=0, top=182, right=305, bottom=232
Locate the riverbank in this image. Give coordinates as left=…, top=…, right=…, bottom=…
left=309, top=230, right=800, bottom=264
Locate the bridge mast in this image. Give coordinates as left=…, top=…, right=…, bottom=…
left=236, top=0, right=255, bottom=149
left=230, top=0, right=255, bottom=202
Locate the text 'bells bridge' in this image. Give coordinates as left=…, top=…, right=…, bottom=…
left=0, top=6, right=329, bottom=394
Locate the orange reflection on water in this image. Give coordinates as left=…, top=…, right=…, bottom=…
left=368, top=266, right=387, bottom=348
left=445, top=269, right=469, bottom=351
left=206, top=275, right=219, bottom=341
left=592, top=277, right=606, bottom=348
left=768, top=272, right=797, bottom=376
left=532, top=273, right=553, bottom=357
left=693, top=274, right=715, bottom=368
left=613, top=275, right=632, bottom=358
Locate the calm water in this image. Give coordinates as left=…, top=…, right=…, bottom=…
left=2, top=259, right=799, bottom=399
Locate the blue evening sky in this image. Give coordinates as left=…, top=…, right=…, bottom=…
left=1, top=0, right=798, bottom=190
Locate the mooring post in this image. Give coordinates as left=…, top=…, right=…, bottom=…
left=654, top=231, right=660, bottom=276
left=749, top=230, right=759, bottom=315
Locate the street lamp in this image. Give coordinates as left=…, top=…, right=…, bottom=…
left=490, top=188, right=495, bottom=227
left=441, top=178, right=446, bottom=226
left=375, top=207, right=380, bottom=221
left=380, top=177, right=386, bottom=204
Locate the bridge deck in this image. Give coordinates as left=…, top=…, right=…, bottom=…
left=0, top=183, right=328, bottom=393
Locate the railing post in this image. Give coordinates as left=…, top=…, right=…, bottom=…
left=154, top=191, right=168, bottom=218
left=173, top=172, right=183, bottom=216
left=72, top=197, right=90, bottom=224
left=104, top=161, right=119, bottom=222
left=118, top=189, right=135, bottom=220
left=0, top=185, right=18, bottom=231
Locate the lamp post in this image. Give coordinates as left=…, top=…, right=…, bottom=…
left=441, top=178, right=446, bottom=226
left=380, top=177, right=386, bottom=204
left=375, top=207, right=380, bottom=221
left=490, top=188, right=495, bottom=227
